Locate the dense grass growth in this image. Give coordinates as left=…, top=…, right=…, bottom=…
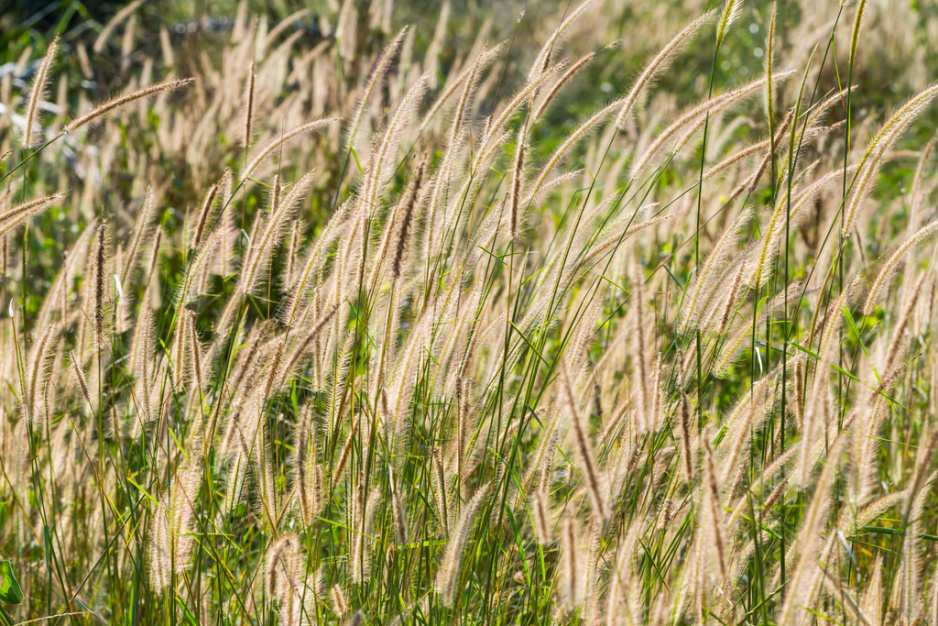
left=2, top=0, right=938, bottom=624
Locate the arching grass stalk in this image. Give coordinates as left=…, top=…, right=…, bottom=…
left=772, top=3, right=846, bottom=394
left=694, top=0, right=739, bottom=440
left=837, top=0, right=866, bottom=431
left=772, top=40, right=818, bottom=601
left=0, top=132, right=66, bottom=184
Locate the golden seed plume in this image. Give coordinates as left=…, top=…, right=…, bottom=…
left=23, top=35, right=58, bottom=149
left=66, top=78, right=193, bottom=132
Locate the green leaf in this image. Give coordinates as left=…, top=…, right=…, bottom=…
left=350, top=147, right=364, bottom=175
left=790, top=341, right=912, bottom=412
left=176, top=597, right=201, bottom=626
left=789, top=342, right=860, bottom=382
left=126, top=476, right=159, bottom=506
left=0, top=561, right=24, bottom=605
left=755, top=294, right=769, bottom=315
left=842, top=305, right=883, bottom=386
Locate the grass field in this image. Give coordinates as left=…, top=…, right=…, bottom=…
left=2, top=0, right=938, bottom=624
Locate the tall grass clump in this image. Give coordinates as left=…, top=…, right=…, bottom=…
left=1, top=1, right=938, bottom=624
